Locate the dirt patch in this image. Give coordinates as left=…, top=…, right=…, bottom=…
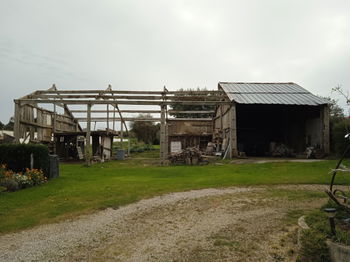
left=0, top=185, right=328, bottom=262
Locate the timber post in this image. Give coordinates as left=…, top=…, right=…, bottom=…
left=85, top=103, right=92, bottom=166
left=160, top=104, right=167, bottom=162
left=120, top=121, right=124, bottom=149
left=323, top=104, right=330, bottom=154
left=53, top=102, right=57, bottom=154
left=14, top=100, right=21, bottom=143
left=229, top=103, right=238, bottom=158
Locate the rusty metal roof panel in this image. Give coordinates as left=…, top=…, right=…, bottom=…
left=219, top=82, right=328, bottom=106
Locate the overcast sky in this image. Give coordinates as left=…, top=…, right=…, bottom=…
left=1, top=0, right=350, bottom=123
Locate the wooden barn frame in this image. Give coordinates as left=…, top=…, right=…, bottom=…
left=14, top=85, right=230, bottom=165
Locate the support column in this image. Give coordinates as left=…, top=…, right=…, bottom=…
left=323, top=105, right=330, bottom=154
left=85, top=103, right=92, bottom=166
left=160, top=104, right=168, bottom=161
left=53, top=103, right=57, bottom=154
left=229, top=103, right=238, bottom=158
left=107, top=104, right=109, bottom=130
left=14, top=100, right=21, bottom=143
left=120, top=121, right=124, bottom=149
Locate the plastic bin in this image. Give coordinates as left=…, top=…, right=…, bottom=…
left=116, top=150, right=125, bottom=160
left=48, top=155, right=59, bottom=179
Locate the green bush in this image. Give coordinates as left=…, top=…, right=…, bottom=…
left=331, top=119, right=350, bottom=156
left=0, top=144, right=49, bottom=175
left=299, top=201, right=350, bottom=261
left=299, top=229, right=330, bottom=262
left=1, top=178, right=19, bottom=192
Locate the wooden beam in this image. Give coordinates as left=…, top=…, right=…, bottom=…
left=30, top=94, right=226, bottom=101
left=20, top=120, right=51, bottom=129
left=160, top=105, right=167, bottom=161
left=75, top=117, right=213, bottom=122
left=70, top=110, right=162, bottom=113
left=106, top=85, right=129, bottom=136
left=53, top=103, right=57, bottom=154
left=24, top=103, right=54, bottom=114
left=35, top=90, right=224, bottom=95
left=323, top=105, right=330, bottom=154
left=86, top=104, right=92, bottom=166
left=17, top=99, right=231, bottom=105
left=229, top=104, right=238, bottom=158
left=120, top=121, right=123, bottom=149
left=71, top=110, right=215, bottom=114
left=14, top=101, right=21, bottom=143
left=168, top=110, right=215, bottom=114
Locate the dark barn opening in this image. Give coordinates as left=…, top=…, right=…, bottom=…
left=236, top=104, right=322, bottom=156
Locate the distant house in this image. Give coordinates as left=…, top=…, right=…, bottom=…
left=0, top=130, right=15, bottom=144
left=214, top=82, right=330, bottom=157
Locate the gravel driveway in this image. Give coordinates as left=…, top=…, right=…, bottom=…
left=0, top=185, right=328, bottom=262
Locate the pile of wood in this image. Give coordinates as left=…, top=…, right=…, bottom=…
left=169, top=147, right=207, bottom=165
left=270, top=143, right=293, bottom=157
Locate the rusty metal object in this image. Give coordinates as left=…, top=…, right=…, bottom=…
left=326, top=140, right=350, bottom=211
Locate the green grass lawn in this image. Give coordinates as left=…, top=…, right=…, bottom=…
left=1, top=158, right=350, bottom=234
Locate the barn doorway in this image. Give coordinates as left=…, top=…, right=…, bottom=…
left=236, top=104, right=322, bottom=156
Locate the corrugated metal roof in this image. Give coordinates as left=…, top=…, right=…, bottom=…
left=219, top=82, right=329, bottom=106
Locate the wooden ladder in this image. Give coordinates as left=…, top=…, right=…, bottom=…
left=77, top=146, right=84, bottom=160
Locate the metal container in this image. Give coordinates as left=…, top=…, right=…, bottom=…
left=48, top=155, right=59, bottom=179
left=116, top=150, right=125, bottom=160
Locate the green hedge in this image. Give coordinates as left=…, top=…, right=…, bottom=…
left=331, top=119, right=350, bottom=156
left=0, top=144, right=49, bottom=175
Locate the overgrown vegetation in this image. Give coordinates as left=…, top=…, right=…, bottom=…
left=169, top=88, right=216, bottom=118
left=299, top=201, right=350, bottom=262
left=112, top=138, right=158, bottom=154
left=0, top=117, right=14, bottom=131
left=321, top=96, right=350, bottom=156
left=130, top=114, right=160, bottom=144
left=0, top=159, right=349, bottom=234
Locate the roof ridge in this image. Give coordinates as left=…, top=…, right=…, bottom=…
left=219, top=82, right=296, bottom=84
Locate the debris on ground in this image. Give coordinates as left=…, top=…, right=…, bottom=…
left=270, top=143, right=293, bottom=157
left=169, top=147, right=208, bottom=165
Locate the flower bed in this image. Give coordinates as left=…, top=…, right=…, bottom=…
left=0, top=164, right=47, bottom=192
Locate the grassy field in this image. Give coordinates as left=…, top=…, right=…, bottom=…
left=1, top=153, right=350, bottom=234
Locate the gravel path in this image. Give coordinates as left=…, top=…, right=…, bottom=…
left=0, top=185, right=329, bottom=262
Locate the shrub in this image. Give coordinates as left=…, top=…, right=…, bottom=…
left=299, top=201, right=350, bottom=261
left=0, top=144, right=49, bottom=175
left=1, top=179, right=19, bottom=192
left=331, top=118, right=350, bottom=156
left=299, top=229, right=330, bottom=262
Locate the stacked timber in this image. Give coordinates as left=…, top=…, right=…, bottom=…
left=169, top=147, right=207, bottom=165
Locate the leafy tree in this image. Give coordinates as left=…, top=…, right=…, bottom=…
left=320, top=96, right=344, bottom=121
left=169, top=88, right=216, bottom=118
left=321, top=95, right=349, bottom=155
left=0, top=121, right=4, bottom=130
left=130, top=114, right=160, bottom=144
left=3, top=117, right=14, bottom=131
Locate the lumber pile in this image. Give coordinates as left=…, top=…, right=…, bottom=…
left=169, top=147, right=207, bottom=165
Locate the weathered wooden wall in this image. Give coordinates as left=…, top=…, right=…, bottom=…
left=14, top=103, right=78, bottom=144
left=167, top=120, right=212, bottom=136
left=213, top=103, right=237, bottom=158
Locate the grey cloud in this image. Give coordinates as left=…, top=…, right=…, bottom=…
left=1, top=0, right=350, bottom=123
